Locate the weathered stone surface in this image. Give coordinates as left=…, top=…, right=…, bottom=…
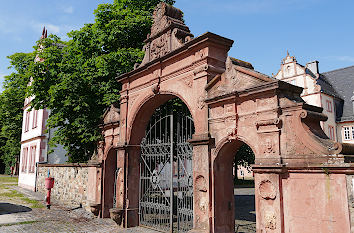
left=91, top=3, right=354, bottom=233
left=346, top=174, right=354, bottom=233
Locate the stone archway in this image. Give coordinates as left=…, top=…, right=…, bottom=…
left=117, top=94, right=197, bottom=229
left=212, top=138, right=257, bottom=232
left=89, top=3, right=353, bottom=233
left=102, top=147, right=117, bottom=218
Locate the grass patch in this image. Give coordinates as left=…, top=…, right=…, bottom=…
left=0, top=220, right=39, bottom=226
left=0, top=190, right=24, bottom=198
left=4, top=183, right=18, bottom=186
left=0, top=176, right=18, bottom=184
left=21, top=197, right=45, bottom=208
left=30, top=202, right=45, bottom=209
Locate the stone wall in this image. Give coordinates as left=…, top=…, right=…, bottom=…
left=36, top=164, right=99, bottom=210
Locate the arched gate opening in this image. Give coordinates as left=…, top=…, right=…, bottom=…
left=102, top=148, right=117, bottom=218
left=139, top=99, right=194, bottom=232
left=214, top=139, right=256, bottom=233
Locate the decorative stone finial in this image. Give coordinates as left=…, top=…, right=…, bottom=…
left=138, top=3, right=194, bottom=67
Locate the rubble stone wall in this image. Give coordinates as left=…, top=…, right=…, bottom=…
left=36, top=164, right=97, bottom=210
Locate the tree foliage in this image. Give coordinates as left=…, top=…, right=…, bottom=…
left=0, top=52, right=34, bottom=173
left=233, top=143, right=255, bottom=180
left=27, top=0, right=175, bottom=162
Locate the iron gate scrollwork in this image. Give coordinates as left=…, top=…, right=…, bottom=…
left=139, top=101, right=194, bottom=232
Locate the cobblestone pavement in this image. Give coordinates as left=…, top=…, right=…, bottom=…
left=0, top=202, right=159, bottom=233
left=0, top=176, right=158, bottom=233
left=234, top=187, right=256, bottom=233
left=0, top=176, right=255, bottom=232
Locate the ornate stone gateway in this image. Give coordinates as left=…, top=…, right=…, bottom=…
left=139, top=101, right=194, bottom=232
left=88, top=3, right=354, bottom=233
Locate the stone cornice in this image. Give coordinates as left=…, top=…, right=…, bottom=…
left=21, top=135, right=46, bottom=144
left=252, top=164, right=354, bottom=174
left=188, top=133, right=214, bottom=146
left=205, top=80, right=303, bottom=104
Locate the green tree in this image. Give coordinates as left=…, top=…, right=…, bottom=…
left=233, top=143, right=255, bottom=181
left=0, top=52, right=34, bottom=173
left=27, top=0, right=175, bottom=162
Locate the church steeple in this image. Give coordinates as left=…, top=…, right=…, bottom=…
left=41, top=26, right=48, bottom=39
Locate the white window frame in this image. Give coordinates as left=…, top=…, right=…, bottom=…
left=328, top=125, right=335, bottom=140
left=344, top=126, right=351, bottom=140
left=326, top=100, right=332, bottom=113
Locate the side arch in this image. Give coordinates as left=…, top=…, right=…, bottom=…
left=212, top=137, right=256, bottom=233
left=102, top=147, right=117, bottom=218
left=214, top=135, right=258, bottom=161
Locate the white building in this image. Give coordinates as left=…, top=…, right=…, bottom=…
left=274, top=52, right=354, bottom=144
left=18, top=28, right=67, bottom=191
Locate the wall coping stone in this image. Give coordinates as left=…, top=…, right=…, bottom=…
left=38, top=163, right=100, bottom=168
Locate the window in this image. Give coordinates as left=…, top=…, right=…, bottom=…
left=344, top=127, right=351, bottom=140
left=28, top=146, right=36, bottom=173
left=326, top=100, right=333, bottom=113
left=328, top=125, right=335, bottom=140
left=21, top=147, right=28, bottom=173
left=32, top=110, right=38, bottom=128
left=25, top=111, right=30, bottom=132
left=352, top=126, right=354, bottom=139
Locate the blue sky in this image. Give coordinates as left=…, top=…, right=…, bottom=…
left=1, top=0, right=353, bottom=92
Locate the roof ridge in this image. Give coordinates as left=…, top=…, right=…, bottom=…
left=322, top=65, right=354, bottom=74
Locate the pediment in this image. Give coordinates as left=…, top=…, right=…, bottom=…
left=207, top=57, right=273, bottom=99
left=103, top=103, right=120, bottom=125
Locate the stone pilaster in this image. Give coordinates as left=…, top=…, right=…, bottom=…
left=189, top=134, right=214, bottom=232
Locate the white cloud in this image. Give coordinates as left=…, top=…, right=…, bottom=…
left=63, top=6, right=74, bottom=14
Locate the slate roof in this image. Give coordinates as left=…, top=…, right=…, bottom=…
left=321, top=66, right=354, bottom=122
left=317, top=74, right=341, bottom=98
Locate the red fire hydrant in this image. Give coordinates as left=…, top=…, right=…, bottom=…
left=10, top=166, right=14, bottom=177
left=45, top=177, right=54, bottom=209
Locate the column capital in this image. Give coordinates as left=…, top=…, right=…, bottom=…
left=188, top=133, right=214, bottom=146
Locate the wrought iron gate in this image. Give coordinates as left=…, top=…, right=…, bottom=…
left=139, top=103, right=194, bottom=232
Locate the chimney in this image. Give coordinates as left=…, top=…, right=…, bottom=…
left=306, top=60, right=319, bottom=75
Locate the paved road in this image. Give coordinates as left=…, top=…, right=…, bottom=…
left=234, top=187, right=256, bottom=233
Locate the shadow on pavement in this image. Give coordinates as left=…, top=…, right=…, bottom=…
left=234, top=194, right=255, bottom=222
left=0, top=202, right=32, bottom=215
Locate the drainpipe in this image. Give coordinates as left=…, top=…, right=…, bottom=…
left=34, top=162, right=38, bottom=192
left=46, top=128, right=51, bottom=164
